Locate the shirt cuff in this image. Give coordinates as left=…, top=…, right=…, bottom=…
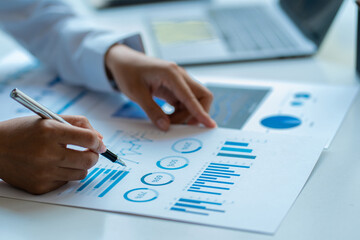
left=81, top=33, right=144, bottom=92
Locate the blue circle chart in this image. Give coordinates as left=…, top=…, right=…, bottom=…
left=124, top=188, right=159, bottom=202
left=171, top=138, right=202, bottom=153
left=260, top=115, right=302, bottom=129
left=141, top=172, right=175, bottom=186
left=157, top=156, right=189, bottom=170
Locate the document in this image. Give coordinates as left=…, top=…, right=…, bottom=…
left=0, top=119, right=326, bottom=234
left=1, top=65, right=357, bottom=150
left=201, top=77, right=359, bottom=148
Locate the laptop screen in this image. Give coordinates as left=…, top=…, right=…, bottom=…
left=280, top=0, right=344, bottom=46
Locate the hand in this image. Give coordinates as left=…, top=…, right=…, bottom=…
left=105, top=44, right=217, bottom=131
left=0, top=116, right=106, bottom=194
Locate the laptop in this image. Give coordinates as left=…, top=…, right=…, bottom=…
left=149, top=0, right=344, bottom=65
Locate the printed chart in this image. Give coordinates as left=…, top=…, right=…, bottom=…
left=0, top=120, right=326, bottom=234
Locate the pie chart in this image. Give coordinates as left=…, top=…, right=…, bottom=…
left=261, top=115, right=301, bottom=129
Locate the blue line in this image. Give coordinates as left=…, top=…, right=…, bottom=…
left=195, top=181, right=205, bottom=184
left=170, top=207, right=208, bottom=216
left=205, top=168, right=235, bottom=173
left=187, top=189, right=221, bottom=195
left=94, top=170, right=117, bottom=189
left=217, top=153, right=256, bottom=159
left=224, top=141, right=248, bottom=147
left=189, top=187, right=201, bottom=190
left=221, top=147, right=252, bottom=153
left=77, top=168, right=105, bottom=191
left=111, top=170, right=124, bottom=180
left=210, top=163, right=251, bottom=168
left=104, top=169, right=111, bottom=174
left=99, top=171, right=129, bottom=197
left=178, top=198, right=222, bottom=205
left=201, top=174, right=230, bottom=178
left=192, top=184, right=230, bottom=190
left=175, top=203, right=205, bottom=209
left=206, top=165, right=229, bottom=169
left=81, top=168, right=99, bottom=183
left=175, top=203, right=225, bottom=213
left=196, top=179, right=234, bottom=185
left=198, top=176, right=217, bottom=180
left=57, top=90, right=87, bottom=114
left=203, top=171, right=240, bottom=176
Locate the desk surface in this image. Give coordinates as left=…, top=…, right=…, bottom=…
left=1, top=1, right=360, bottom=239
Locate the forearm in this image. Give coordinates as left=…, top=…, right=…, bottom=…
left=0, top=0, right=143, bottom=92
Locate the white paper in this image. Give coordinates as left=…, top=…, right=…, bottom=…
left=0, top=119, right=326, bottom=234
left=200, top=77, right=358, bottom=148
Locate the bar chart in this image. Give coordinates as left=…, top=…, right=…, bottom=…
left=187, top=162, right=250, bottom=195
left=170, top=198, right=225, bottom=216
left=217, top=141, right=256, bottom=160
left=75, top=167, right=129, bottom=198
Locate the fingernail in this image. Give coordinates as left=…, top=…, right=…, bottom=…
left=211, top=119, right=217, bottom=127
left=157, top=118, right=169, bottom=131
left=100, top=143, right=107, bottom=153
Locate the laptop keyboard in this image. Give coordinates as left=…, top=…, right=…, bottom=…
left=211, top=6, right=297, bottom=52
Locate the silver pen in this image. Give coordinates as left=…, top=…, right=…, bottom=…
left=10, top=88, right=126, bottom=167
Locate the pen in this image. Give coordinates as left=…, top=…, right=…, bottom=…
left=10, top=88, right=126, bottom=167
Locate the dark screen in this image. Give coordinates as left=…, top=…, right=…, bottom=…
left=280, top=0, right=344, bottom=46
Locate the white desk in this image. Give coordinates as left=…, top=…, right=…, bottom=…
left=1, top=1, right=360, bottom=239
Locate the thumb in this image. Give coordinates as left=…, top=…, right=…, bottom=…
left=134, top=88, right=170, bottom=131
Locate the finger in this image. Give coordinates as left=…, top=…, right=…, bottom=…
left=57, top=149, right=99, bottom=170
left=169, top=108, right=191, bottom=124
left=133, top=85, right=170, bottom=131
left=180, top=69, right=214, bottom=113
left=167, top=70, right=216, bottom=128
left=61, top=115, right=103, bottom=139
left=189, top=82, right=213, bottom=113
left=56, top=124, right=106, bottom=153
left=187, top=117, right=200, bottom=125
left=54, top=168, right=88, bottom=181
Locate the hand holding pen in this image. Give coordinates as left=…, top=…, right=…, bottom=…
left=0, top=89, right=124, bottom=195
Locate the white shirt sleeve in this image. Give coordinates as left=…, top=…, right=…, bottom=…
left=0, top=0, right=144, bottom=92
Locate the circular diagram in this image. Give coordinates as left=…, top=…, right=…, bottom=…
left=123, top=188, right=158, bottom=202
left=156, top=156, right=189, bottom=170
left=141, top=172, right=175, bottom=186
left=260, top=115, right=302, bottom=129
left=171, top=138, right=202, bottom=153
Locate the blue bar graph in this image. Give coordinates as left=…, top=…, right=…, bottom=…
left=94, top=169, right=117, bottom=189
left=201, top=174, right=231, bottom=178
left=99, top=171, right=129, bottom=197
left=57, top=90, right=87, bottom=114
left=81, top=167, right=99, bottom=183
left=210, top=163, right=250, bottom=168
left=188, top=189, right=221, bottom=195
left=220, top=147, right=252, bottom=153
left=77, top=168, right=105, bottom=192
left=217, top=153, right=256, bottom=159
left=217, top=141, right=256, bottom=160
left=178, top=198, right=222, bottom=205
left=170, top=207, right=209, bottom=216
left=111, top=170, right=124, bottom=180
left=224, top=141, right=248, bottom=147
left=205, top=168, right=235, bottom=173
left=75, top=167, right=129, bottom=197
left=203, top=171, right=240, bottom=176
left=205, top=165, right=229, bottom=169
left=170, top=198, right=225, bottom=216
